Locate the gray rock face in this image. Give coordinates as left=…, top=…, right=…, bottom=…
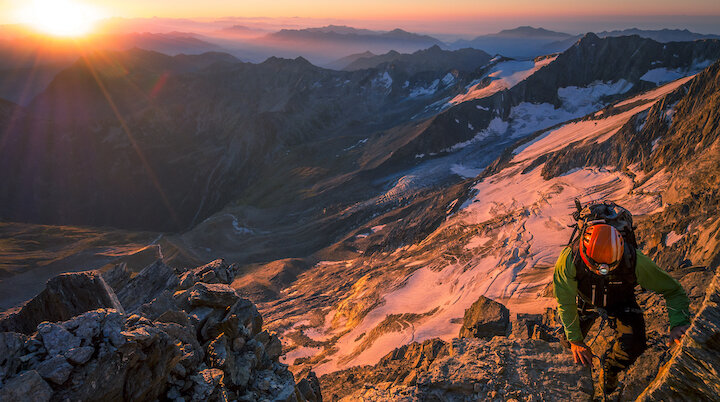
left=323, top=337, right=592, bottom=401
left=0, top=370, right=53, bottom=402
left=0, top=272, right=124, bottom=334
left=0, top=261, right=318, bottom=402
left=187, top=282, right=240, bottom=308
left=117, top=260, right=179, bottom=313
left=36, top=356, right=73, bottom=385
left=178, top=259, right=237, bottom=290
left=638, top=268, right=720, bottom=400
left=458, top=296, right=510, bottom=339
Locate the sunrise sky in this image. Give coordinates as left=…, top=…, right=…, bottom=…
left=2, top=0, right=720, bottom=37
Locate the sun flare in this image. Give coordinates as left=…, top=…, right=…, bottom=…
left=17, top=0, right=104, bottom=37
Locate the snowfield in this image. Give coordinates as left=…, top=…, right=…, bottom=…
left=274, top=75, right=697, bottom=377
left=450, top=56, right=556, bottom=105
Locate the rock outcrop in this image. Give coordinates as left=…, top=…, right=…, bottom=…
left=0, top=259, right=322, bottom=402
left=0, top=272, right=123, bottom=334
left=458, top=295, right=510, bottom=339
left=637, top=268, right=720, bottom=400
left=322, top=337, right=593, bottom=401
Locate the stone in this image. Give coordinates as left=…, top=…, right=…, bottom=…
left=64, top=346, right=95, bottom=365
left=38, top=322, right=81, bottom=356
left=0, top=370, right=53, bottom=402
left=178, top=260, right=235, bottom=290
left=217, top=299, right=263, bottom=339
left=0, top=272, right=124, bottom=334
left=101, top=263, right=132, bottom=293
left=296, top=371, right=322, bottom=402
left=458, top=296, right=510, bottom=339
left=137, top=290, right=179, bottom=321
left=191, top=368, right=225, bottom=401
left=156, top=310, right=191, bottom=327
left=117, top=260, right=179, bottom=313
left=0, top=332, right=28, bottom=381
left=36, top=355, right=73, bottom=385
left=265, top=334, right=283, bottom=360
left=638, top=268, right=720, bottom=400
left=187, top=283, right=239, bottom=309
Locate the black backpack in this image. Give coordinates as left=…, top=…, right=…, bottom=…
left=567, top=199, right=637, bottom=249
left=568, top=199, right=639, bottom=308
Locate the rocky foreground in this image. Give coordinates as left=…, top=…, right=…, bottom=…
left=1, top=258, right=719, bottom=401
left=0, top=260, right=321, bottom=401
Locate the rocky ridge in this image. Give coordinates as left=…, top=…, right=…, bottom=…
left=0, top=259, right=321, bottom=402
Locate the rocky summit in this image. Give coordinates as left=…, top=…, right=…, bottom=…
left=0, top=260, right=321, bottom=402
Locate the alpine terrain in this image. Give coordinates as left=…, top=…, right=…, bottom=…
left=2, top=24, right=720, bottom=402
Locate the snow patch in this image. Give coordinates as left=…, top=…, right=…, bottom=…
left=665, top=231, right=683, bottom=247
left=409, top=79, right=440, bottom=97
left=451, top=164, right=484, bottom=178
left=558, top=80, right=633, bottom=113
left=640, top=68, right=685, bottom=85
left=444, top=117, right=509, bottom=152
left=441, top=73, right=456, bottom=86
left=450, top=56, right=556, bottom=105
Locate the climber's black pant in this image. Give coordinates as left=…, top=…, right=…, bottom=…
left=577, top=302, right=647, bottom=374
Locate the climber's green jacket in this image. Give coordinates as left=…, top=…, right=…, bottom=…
left=553, top=246, right=691, bottom=343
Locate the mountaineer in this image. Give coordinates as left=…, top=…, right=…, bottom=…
left=553, top=200, right=691, bottom=394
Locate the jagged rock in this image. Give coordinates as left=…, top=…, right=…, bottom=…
left=221, top=299, right=263, bottom=338
left=638, top=268, right=720, bottom=400
left=38, top=322, right=80, bottom=356
left=117, top=260, right=179, bottom=313
left=179, top=259, right=237, bottom=290
left=458, top=296, right=510, bottom=339
left=101, top=263, right=132, bottom=293
left=0, top=370, right=53, bottom=402
left=191, top=368, right=226, bottom=401
left=327, top=337, right=592, bottom=401
left=188, top=282, right=239, bottom=309
left=137, top=290, right=179, bottom=320
left=64, top=346, right=95, bottom=365
left=36, top=355, right=73, bottom=385
left=0, top=272, right=124, bottom=334
left=0, top=332, right=28, bottom=382
left=0, top=262, right=316, bottom=402
left=296, top=371, right=323, bottom=402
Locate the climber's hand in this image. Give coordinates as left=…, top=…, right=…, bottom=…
left=570, top=341, right=594, bottom=365
left=669, top=324, right=690, bottom=346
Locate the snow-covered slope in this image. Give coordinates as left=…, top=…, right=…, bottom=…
left=264, top=74, right=698, bottom=376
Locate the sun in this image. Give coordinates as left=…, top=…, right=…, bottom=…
left=17, top=0, right=105, bottom=37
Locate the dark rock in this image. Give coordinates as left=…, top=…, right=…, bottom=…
left=458, top=296, right=510, bottom=339
left=296, top=371, right=322, bottom=402
left=179, top=259, right=236, bottom=290
left=188, top=282, right=239, bottom=308
left=36, top=355, right=73, bottom=385
left=0, top=332, right=28, bottom=382
left=220, top=299, right=263, bottom=339
left=117, top=260, right=179, bottom=313
left=191, top=368, right=226, bottom=401
left=137, top=290, right=179, bottom=320
left=64, top=346, right=95, bottom=365
left=38, top=322, right=80, bottom=356
left=101, top=263, right=132, bottom=294
left=156, top=310, right=191, bottom=327
left=0, top=370, right=52, bottom=402
left=0, top=272, right=124, bottom=334
left=638, top=268, right=720, bottom=400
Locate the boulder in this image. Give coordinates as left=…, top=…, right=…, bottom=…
left=188, top=282, right=240, bottom=309
left=101, top=263, right=132, bottom=293
left=117, top=260, right=179, bottom=313
left=0, top=332, right=28, bottom=382
left=458, top=296, right=510, bottom=339
left=296, top=371, right=323, bottom=402
left=178, top=259, right=237, bottom=290
left=36, top=356, right=73, bottom=385
left=0, top=370, right=53, bottom=402
left=0, top=272, right=124, bottom=334
left=638, top=268, right=720, bottom=400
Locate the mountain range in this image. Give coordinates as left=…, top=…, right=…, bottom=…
left=1, top=25, right=720, bottom=400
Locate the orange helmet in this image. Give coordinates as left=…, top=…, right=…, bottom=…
left=580, top=224, right=624, bottom=275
